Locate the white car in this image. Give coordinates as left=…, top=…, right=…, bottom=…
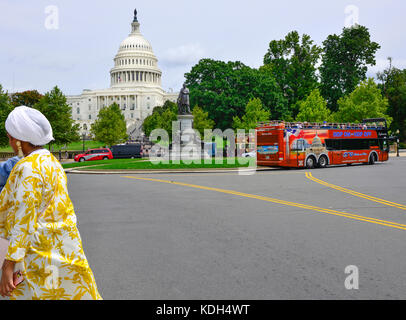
left=241, top=151, right=256, bottom=157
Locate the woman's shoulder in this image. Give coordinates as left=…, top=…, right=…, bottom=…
left=13, top=150, right=59, bottom=175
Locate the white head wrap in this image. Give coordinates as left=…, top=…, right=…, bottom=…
left=5, top=106, right=54, bottom=146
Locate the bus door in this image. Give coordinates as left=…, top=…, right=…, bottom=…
left=379, top=138, right=389, bottom=161
left=296, top=139, right=306, bottom=167
left=329, top=139, right=341, bottom=164
left=332, top=150, right=342, bottom=164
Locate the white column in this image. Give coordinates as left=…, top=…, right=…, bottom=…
left=138, top=95, right=141, bottom=120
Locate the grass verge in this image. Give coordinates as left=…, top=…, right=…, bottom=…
left=63, top=157, right=255, bottom=170
left=62, top=158, right=145, bottom=169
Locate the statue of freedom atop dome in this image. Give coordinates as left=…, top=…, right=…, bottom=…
left=133, top=9, right=138, bottom=22
left=177, top=83, right=191, bottom=115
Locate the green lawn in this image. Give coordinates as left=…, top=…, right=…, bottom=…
left=62, top=157, right=255, bottom=170
left=62, top=158, right=145, bottom=169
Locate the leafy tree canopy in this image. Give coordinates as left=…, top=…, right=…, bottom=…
left=263, top=31, right=322, bottom=115
left=333, top=78, right=391, bottom=124
left=233, top=98, right=270, bottom=131
left=192, top=105, right=215, bottom=137
left=0, top=85, right=15, bottom=147
left=320, top=25, right=380, bottom=111
left=34, top=86, right=80, bottom=146
left=11, top=90, right=43, bottom=108
left=377, top=58, right=406, bottom=141
left=90, top=103, right=128, bottom=146
left=185, top=58, right=287, bottom=130
left=142, top=100, right=178, bottom=139
left=296, top=89, right=331, bottom=123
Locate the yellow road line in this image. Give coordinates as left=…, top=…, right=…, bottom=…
left=305, top=172, right=406, bottom=211
left=122, top=175, right=406, bottom=231
left=135, top=171, right=304, bottom=178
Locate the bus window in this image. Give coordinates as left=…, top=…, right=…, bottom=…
left=369, top=139, right=379, bottom=148
left=325, top=139, right=340, bottom=150
left=341, top=139, right=369, bottom=150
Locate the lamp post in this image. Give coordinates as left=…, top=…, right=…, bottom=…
left=82, top=132, right=86, bottom=152
left=396, top=129, right=400, bottom=157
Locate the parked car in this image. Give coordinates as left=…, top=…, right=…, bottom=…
left=74, top=148, right=113, bottom=162
left=241, top=150, right=256, bottom=158
left=110, top=144, right=142, bottom=159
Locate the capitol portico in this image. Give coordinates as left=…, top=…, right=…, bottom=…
left=67, top=9, right=178, bottom=139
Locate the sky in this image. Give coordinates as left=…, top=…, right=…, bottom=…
left=0, top=0, right=405, bottom=96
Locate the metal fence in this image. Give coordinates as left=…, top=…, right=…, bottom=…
left=0, top=150, right=82, bottom=161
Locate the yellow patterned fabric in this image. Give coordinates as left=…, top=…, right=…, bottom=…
left=0, top=149, right=102, bottom=300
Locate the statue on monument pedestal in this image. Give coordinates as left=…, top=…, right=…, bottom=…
left=177, top=83, right=191, bottom=115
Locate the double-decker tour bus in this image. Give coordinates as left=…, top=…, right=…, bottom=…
left=256, top=118, right=390, bottom=168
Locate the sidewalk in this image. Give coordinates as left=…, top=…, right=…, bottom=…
left=389, top=150, right=406, bottom=157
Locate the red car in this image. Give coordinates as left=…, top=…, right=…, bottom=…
left=74, top=148, right=113, bottom=162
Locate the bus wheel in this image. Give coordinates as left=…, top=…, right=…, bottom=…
left=369, top=153, right=376, bottom=165
left=318, top=156, right=328, bottom=168
left=306, top=156, right=316, bottom=169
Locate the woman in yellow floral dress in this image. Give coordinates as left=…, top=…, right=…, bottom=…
left=0, top=106, right=102, bottom=300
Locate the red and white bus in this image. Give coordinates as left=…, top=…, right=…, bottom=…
left=256, top=118, right=390, bottom=168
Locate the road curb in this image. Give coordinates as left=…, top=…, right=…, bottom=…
left=65, top=166, right=278, bottom=175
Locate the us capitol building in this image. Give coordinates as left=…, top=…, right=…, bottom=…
left=67, top=9, right=178, bottom=139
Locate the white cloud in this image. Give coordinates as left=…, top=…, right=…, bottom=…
left=367, top=58, right=406, bottom=78
left=160, top=43, right=205, bottom=68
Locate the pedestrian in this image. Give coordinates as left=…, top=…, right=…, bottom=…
left=0, top=156, right=21, bottom=193
left=0, top=106, right=102, bottom=300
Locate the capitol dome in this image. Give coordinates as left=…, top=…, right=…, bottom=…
left=311, top=134, right=323, bottom=147
left=119, top=35, right=153, bottom=52
left=110, top=10, right=162, bottom=89
left=67, top=9, right=179, bottom=140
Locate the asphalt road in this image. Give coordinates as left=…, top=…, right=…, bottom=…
left=67, top=157, right=406, bottom=299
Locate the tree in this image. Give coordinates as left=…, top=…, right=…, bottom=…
left=0, top=85, right=15, bottom=147
left=90, top=103, right=128, bottom=146
left=377, top=58, right=406, bottom=141
left=192, top=105, right=214, bottom=137
left=34, top=86, right=80, bottom=146
left=142, top=112, right=160, bottom=139
left=142, top=100, right=177, bottom=138
left=320, top=25, right=380, bottom=111
left=263, top=31, right=322, bottom=116
left=233, top=98, right=270, bottom=131
left=10, top=90, right=43, bottom=108
left=185, top=59, right=286, bottom=130
left=157, top=107, right=178, bottom=139
left=296, top=89, right=331, bottom=122
left=333, top=79, right=391, bottom=123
